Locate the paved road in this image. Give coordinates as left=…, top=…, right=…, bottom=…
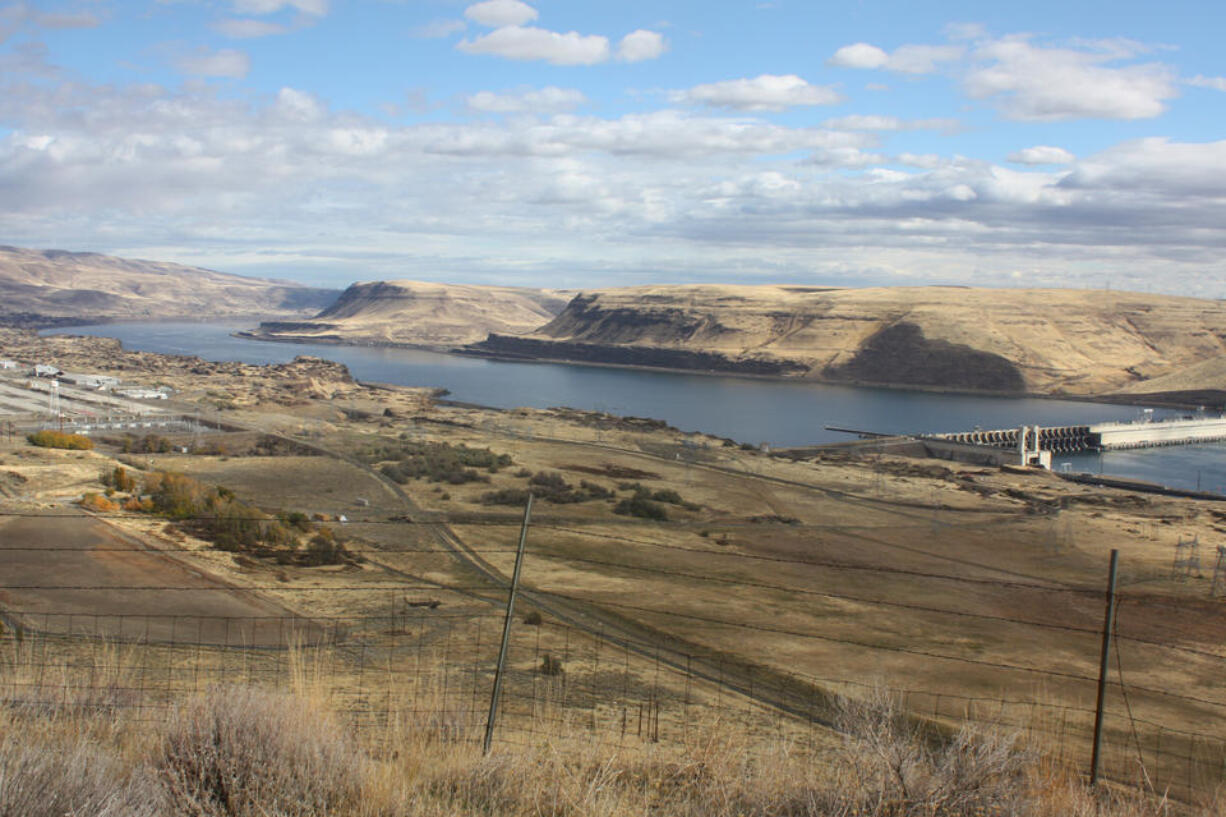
left=0, top=513, right=327, bottom=647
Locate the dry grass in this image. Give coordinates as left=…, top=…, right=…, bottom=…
left=0, top=664, right=1215, bottom=817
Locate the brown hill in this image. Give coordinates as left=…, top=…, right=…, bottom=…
left=0, top=245, right=339, bottom=326
left=245, top=280, right=571, bottom=349
left=469, top=285, right=1226, bottom=396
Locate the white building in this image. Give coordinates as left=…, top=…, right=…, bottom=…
left=0, top=360, right=16, bottom=370
left=60, top=372, right=121, bottom=390
left=117, top=388, right=169, bottom=400
left=31, top=364, right=62, bottom=378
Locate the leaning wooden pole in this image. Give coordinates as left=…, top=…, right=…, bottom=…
left=483, top=492, right=533, bottom=755
left=1090, top=548, right=1120, bottom=787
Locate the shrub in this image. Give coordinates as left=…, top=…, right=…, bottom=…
left=79, top=493, right=119, bottom=513
left=367, top=440, right=510, bottom=484
left=523, top=610, right=543, bottom=626
left=0, top=731, right=165, bottom=817
left=155, top=687, right=366, bottom=817
left=529, top=471, right=568, bottom=490
left=27, top=430, right=93, bottom=450
left=481, top=488, right=532, bottom=506
left=833, top=689, right=1035, bottom=817
left=613, top=495, right=668, bottom=520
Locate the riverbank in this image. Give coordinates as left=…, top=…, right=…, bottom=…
left=255, top=327, right=1224, bottom=412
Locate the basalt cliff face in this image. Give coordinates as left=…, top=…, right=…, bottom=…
left=0, top=245, right=339, bottom=326
left=469, top=285, right=1226, bottom=397
left=246, top=280, right=572, bottom=349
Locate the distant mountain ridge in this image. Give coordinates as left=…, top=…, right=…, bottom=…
left=244, top=279, right=573, bottom=349
left=0, top=245, right=339, bottom=326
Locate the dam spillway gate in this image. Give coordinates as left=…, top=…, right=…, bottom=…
left=931, top=425, right=1093, bottom=455
left=929, top=416, right=1226, bottom=455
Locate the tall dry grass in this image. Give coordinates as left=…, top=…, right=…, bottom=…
left=0, top=647, right=1216, bottom=817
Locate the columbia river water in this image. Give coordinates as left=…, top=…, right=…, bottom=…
left=44, top=322, right=1226, bottom=495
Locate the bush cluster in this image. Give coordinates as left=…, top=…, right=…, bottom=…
left=27, top=430, right=93, bottom=450
left=88, top=467, right=348, bottom=566
left=481, top=472, right=615, bottom=506
left=611, top=484, right=701, bottom=519
left=120, top=434, right=173, bottom=454
left=376, top=441, right=511, bottom=485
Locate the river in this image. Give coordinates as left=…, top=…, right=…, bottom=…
left=41, top=322, right=1226, bottom=494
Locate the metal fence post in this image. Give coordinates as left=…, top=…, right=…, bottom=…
left=483, top=493, right=532, bottom=754
left=1090, top=548, right=1120, bottom=787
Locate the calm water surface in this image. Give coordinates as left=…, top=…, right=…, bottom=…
left=43, top=322, right=1226, bottom=493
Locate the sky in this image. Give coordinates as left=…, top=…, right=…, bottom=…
left=2, top=0, right=1226, bottom=294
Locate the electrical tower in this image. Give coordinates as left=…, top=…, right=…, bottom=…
left=1172, top=533, right=1202, bottom=581
left=1211, top=546, right=1226, bottom=598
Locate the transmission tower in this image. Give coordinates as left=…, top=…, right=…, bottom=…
left=1172, top=533, right=1202, bottom=581
left=1211, top=546, right=1226, bottom=598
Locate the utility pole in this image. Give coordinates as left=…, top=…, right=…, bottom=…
left=483, top=492, right=533, bottom=754
left=1090, top=548, right=1120, bottom=787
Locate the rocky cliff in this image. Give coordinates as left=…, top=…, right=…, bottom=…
left=245, top=280, right=571, bottom=349
left=0, top=245, right=339, bottom=326
left=468, top=285, right=1226, bottom=396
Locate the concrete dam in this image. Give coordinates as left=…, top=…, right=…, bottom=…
left=932, top=416, right=1226, bottom=454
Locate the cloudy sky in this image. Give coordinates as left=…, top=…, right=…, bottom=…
left=2, top=0, right=1225, bottom=294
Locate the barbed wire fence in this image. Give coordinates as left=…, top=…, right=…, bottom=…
left=0, top=514, right=1224, bottom=803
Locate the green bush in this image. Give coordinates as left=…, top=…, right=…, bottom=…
left=481, top=488, right=532, bottom=506
left=367, top=440, right=511, bottom=485
left=613, top=495, right=668, bottom=520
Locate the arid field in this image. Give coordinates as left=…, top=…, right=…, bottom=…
left=1, top=329, right=1224, bottom=813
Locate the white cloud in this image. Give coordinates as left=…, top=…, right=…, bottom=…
left=672, top=74, right=840, bottom=111
left=173, top=47, right=250, bottom=78
left=4, top=62, right=1226, bottom=292
left=885, top=44, right=964, bottom=74
left=232, top=0, right=327, bottom=16
left=464, top=0, right=537, bottom=28
left=467, top=86, right=586, bottom=113
left=964, top=36, right=1178, bottom=120
left=213, top=18, right=287, bottom=38
left=1007, top=145, right=1075, bottom=165
left=828, top=43, right=887, bottom=69
left=413, top=19, right=466, bottom=39
left=274, top=87, right=325, bottom=121
left=1060, top=138, right=1226, bottom=197
left=617, top=29, right=666, bottom=62
left=457, top=25, right=610, bottom=65
left=828, top=42, right=961, bottom=74
left=1187, top=74, right=1226, bottom=92
left=823, top=115, right=959, bottom=132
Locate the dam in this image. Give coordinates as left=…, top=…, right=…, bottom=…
left=932, top=415, right=1226, bottom=454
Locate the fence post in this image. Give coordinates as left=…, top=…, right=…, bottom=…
left=1090, top=548, right=1120, bottom=787
left=483, top=493, right=533, bottom=754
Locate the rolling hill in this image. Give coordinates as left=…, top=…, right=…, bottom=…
left=468, top=284, right=1226, bottom=397
left=0, top=245, right=339, bottom=326
left=244, top=279, right=572, bottom=349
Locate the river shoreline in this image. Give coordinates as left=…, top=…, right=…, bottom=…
left=235, top=327, right=1219, bottom=412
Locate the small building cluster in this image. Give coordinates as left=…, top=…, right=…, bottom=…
left=1, top=358, right=172, bottom=401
